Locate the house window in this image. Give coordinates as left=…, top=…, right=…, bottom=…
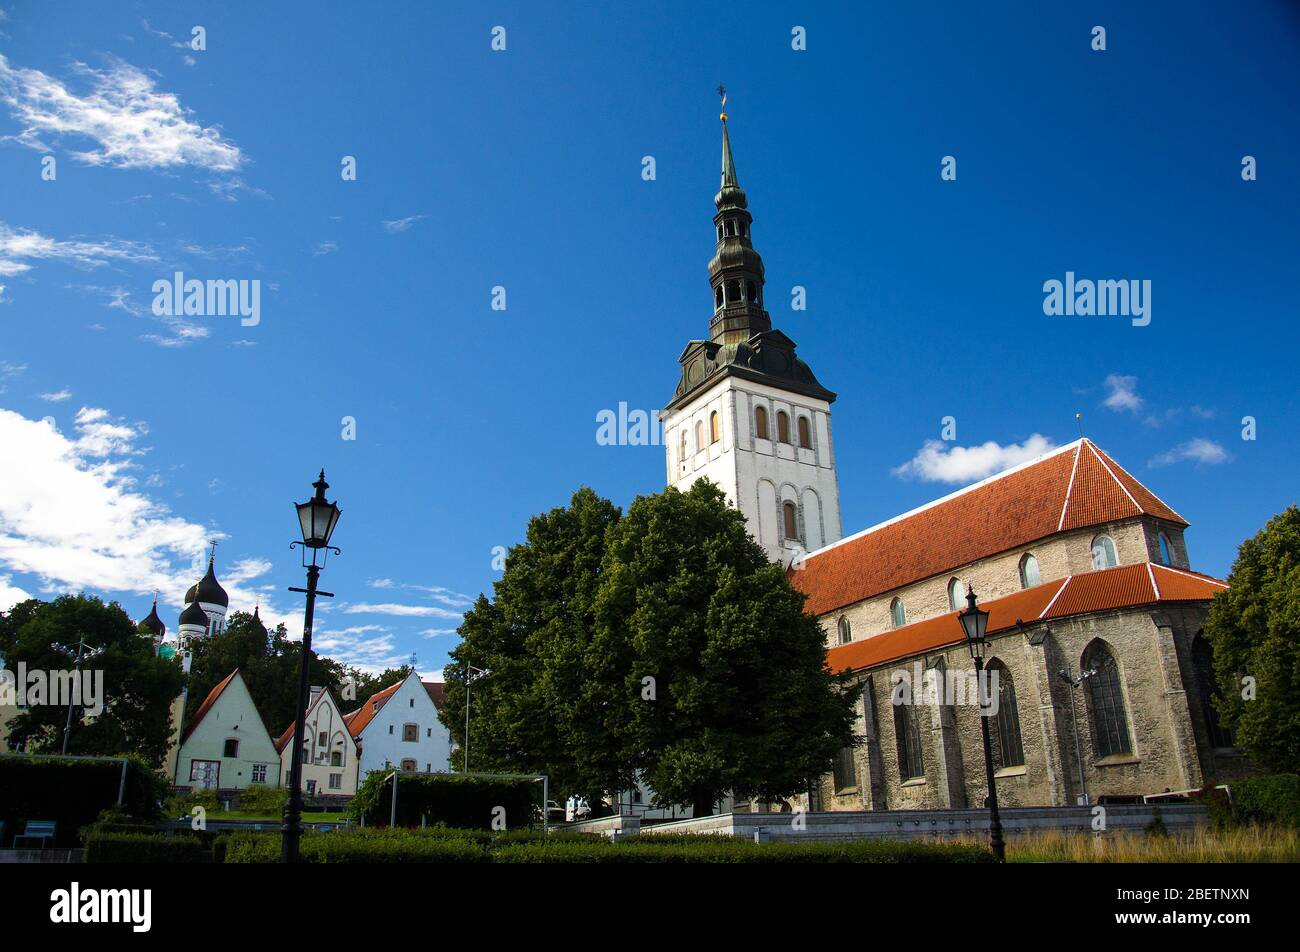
left=1158, top=531, right=1172, bottom=566
left=318, top=731, right=327, bottom=745
left=329, top=773, right=342, bottom=790
left=190, top=760, right=220, bottom=790
left=1082, top=641, right=1132, bottom=758
left=890, top=598, right=906, bottom=629
left=1192, top=633, right=1234, bottom=748
left=403, top=723, right=418, bottom=742
left=987, top=660, right=1024, bottom=769
left=783, top=501, right=799, bottom=541
left=388, top=725, right=394, bottom=734
left=401, top=759, right=417, bottom=772
left=223, top=738, right=239, bottom=758
left=410, top=698, right=415, bottom=707
left=251, top=764, right=267, bottom=784
left=776, top=411, right=791, bottom=443
left=1020, top=553, right=1041, bottom=589
left=331, top=751, right=343, bottom=767
left=709, top=410, right=720, bottom=444
left=797, top=416, right=811, bottom=449
left=948, top=578, right=964, bottom=612
left=832, top=744, right=857, bottom=791
left=1091, top=534, right=1118, bottom=570
left=754, top=405, right=769, bottom=440
left=426, top=728, right=432, bottom=738
left=305, top=780, right=317, bottom=795
left=894, top=701, right=924, bottom=781
left=837, top=616, right=852, bottom=645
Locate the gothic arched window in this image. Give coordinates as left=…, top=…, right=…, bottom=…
left=783, top=501, right=799, bottom=540
left=894, top=698, right=923, bottom=781
left=1158, top=531, right=1172, bottom=566
left=754, top=405, right=769, bottom=440
left=1091, top=534, right=1118, bottom=570
left=695, top=420, right=704, bottom=453
left=986, top=659, right=1025, bottom=769
left=1082, top=641, right=1131, bottom=758
left=948, top=578, right=965, bottom=612
left=837, top=616, right=852, bottom=645
left=797, top=416, right=812, bottom=449
left=833, top=743, right=856, bottom=792
left=776, top=411, right=791, bottom=443
left=1019, top=553, right=1041, bottom=589
left=709, top=411, right=720, bottom=444
left=890, top=598, right=906, bottom=629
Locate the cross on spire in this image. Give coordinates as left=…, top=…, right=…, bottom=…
left=718, top=84, right=727, bottom=122
left=207, top=539, right=219, bottom=562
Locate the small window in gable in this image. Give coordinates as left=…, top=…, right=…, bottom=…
left=1092, top=534, right=1118, bottom=570
left=754, top=405, right=769, bottom=440
left=223, top=739, right=239, bottom=758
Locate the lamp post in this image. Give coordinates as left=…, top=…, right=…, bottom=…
left=958, top=585, right=1005, bottom=862
left=463, top=660, right=486, bottom=773
left=282, top=470, right=341, bottom=864
left=61, top=636, right=87, bottom=755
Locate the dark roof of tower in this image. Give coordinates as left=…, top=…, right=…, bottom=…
left=185, top=558, right=229, bottom=608
left=179, top=596, right=209, bottom=628
left=137, top=598, right=166, bottom=638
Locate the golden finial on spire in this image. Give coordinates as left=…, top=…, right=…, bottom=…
left=718, top=84, right=727, bottom=122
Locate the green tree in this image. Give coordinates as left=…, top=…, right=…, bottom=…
left=1204, top=505, right=1300, bottom=772
left=2, top=595, right=184, bottom=766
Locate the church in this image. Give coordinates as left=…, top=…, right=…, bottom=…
left=661, top=109, right=1250, bottom=812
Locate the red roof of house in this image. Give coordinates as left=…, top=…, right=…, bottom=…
left=424, top=682, right=446, bottom=708
left=180, top=669, right=238, bottom=745
left=792, top=439, right=1187, bottom=616
left=825, top=562, right=1227, bottom=674
left=342, top=679, right=403, bottom=739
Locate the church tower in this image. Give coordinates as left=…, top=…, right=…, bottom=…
left=661, top=101, right=842, bottom=564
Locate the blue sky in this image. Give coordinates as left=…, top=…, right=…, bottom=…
left=1, top=1, right=1296, bottom=677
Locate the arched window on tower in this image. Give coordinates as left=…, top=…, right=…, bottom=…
left=727, top=279, right=740, bottom=303
left=725, top=220, right=736, bottom=237
left=1091, top=534, right=1118, bottom=570
left=709, top=411, right=720, bottom=444
left=714, top=286, right=723, bottom=310
left=695, top=420, right=705, bottom=453
left=783, top=501, right=799, bottom=541
left=797, top=416, right=812, bottom=449
left=986, top=659, right=1025, bottom=769
left=717, top=225, right=723, bottom=242
left=776, top=411, right=790, bottom=443
left=746, top=281, right=758, bottom=304
left=1082, top=640, right=1132, bottom=758
left=1158, top=531, right=1173, bottom=566
left=837, top=616, right=852, bottom=645
left=890, top=598, right=907, bottom=629
left=1019, top=553, right=1041, bottom=589
left=738, top=220, right=747, bottom=238
left=948, top=578, right=965, bottom=612
left=754, top=405, right=769, bottom=440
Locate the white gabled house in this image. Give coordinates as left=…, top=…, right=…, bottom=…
left=174, top=669, right=281, bottom=792
left=344, top=670, right=451, bottom=780
left=275, top=686, right=360, bottom=797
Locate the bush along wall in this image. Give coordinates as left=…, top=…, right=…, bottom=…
left=1230, top=773, right=1300, bottom=828
left=349, top=772, right=540, bottom=830
left=83, top=832, right=210, bottom=864
left=0, top=754, right=166, bottom=847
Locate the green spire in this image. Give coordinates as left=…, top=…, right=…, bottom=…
left=721, top=122, right=738, bottom=190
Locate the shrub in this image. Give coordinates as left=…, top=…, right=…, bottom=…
left=1231, top=773, right=1300, bottom=828
left=164, top=789, right=220, bottom=817
left=79, top=807, right=156, bottom=844
left=236, top=785, right=288, bottom=815
left=0, top=754, right=166, bottom=847
left=222, top=828, right=490, bottom=863
left=84, top=832, right=209, bottom=863
left=350, top=771, right=539, bottom=830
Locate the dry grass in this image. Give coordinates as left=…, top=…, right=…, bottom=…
left=953, top=825, right=1300, bottom=863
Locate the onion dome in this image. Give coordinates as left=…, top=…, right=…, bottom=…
left=179, top=597, right=209, bottom=629
left=185, top=557, right=229, bottom=608
left=137, top=597, right=166, bottom=639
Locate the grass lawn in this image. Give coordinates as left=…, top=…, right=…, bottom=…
left=956, top=826, right=1300, bottom=863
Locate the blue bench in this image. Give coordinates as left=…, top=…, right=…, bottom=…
left=13, top=819, right=56, bottom=848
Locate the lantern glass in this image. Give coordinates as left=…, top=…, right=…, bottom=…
left=296, top=496, right=341, bottom=548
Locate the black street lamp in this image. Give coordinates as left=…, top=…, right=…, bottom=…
left=282, top=470, right=341, bottom=863
left=958, top=585, right=1005, bottom=862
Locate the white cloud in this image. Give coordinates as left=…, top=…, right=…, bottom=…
left=892, top=434, right=1057, bottom=484
left=1102, top=374, right=1143, bottom=413
left=0, top=573, right=31, bottom=612
left=0, top=360, right=24, bottom=394
left=0, top=405, right=298, bottom=633
left=0, top=222, right=156, bottom=277
left=0, top=53, right=243, bottom=171
left=37, top=389, right=72, bottom=403
left=420, top=628, right=459, bottom=639
left=311, top=624, right=410, bottom=674
left=344, top=602, right=464, bottom=619
left=382, top=215, right=424, bottom=233
left=313, top=240, right=339, bottom=256
left=1149, top=438, right=1230, bottom=468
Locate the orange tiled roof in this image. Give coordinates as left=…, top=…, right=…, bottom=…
left=792, top=439, right=1186, bottom=616
left=423, top=681, right=446, bottom=709
left=826, top=562, right=1227, bottom=674
left=342, top=679, right=403, bottom=739
left=180, top=669, right=238, bottom=745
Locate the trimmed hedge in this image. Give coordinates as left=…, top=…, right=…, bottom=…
left=222, top=829, right=489, bottom=863
left=350, top=771, right=539, bottom=830
left=0, top=754, right=165, bottom=847
left=84, top=832, right=210, bottom=864
left=1230, top=773, right=1300, bottom=828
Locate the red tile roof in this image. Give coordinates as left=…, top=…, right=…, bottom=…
left=826, top=562, right=1226, bottom=674
left=180, top=669, right=238, bottom=745
left=792, top=439, right=1187, bottom=616
left=342, top=679, right=403, bottom=739
left=423, top=681, right=446, bottom=709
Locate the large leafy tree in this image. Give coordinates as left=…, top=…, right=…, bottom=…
left=1203, top=505, right=1300, bottom=772
left=1, top=595, right=184, bottom=767
left=442, top=481, right=859, bottom=816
